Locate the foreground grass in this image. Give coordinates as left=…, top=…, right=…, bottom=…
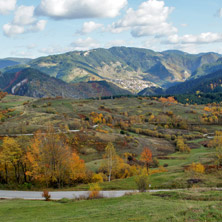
left=0, top=190, right=222, bottom=221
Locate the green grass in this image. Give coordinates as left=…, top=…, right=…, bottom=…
left=0, top=190, right=222, bottom=221
left=76, top=145, right=216, bottom=191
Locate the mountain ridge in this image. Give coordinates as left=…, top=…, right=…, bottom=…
left=0, top=68, right=132, bottom=99
left=1, top=47, right=222, bottom=93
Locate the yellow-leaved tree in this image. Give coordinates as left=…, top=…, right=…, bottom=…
left=103, top=142, right=117, bottom=182
left=26, top=126, right=86, bottom=187
left=0, top=137, right=22, bottom=183
left=209, top=131, right=222, bottom=167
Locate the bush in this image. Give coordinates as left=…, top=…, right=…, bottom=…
left=135, top=174, right=149, bottom=192
left=163, top=163, right=169, bottom=167
left=42, top=190, right=51, bottom=201
left=186, top=162, right=205, bottom=174
left=88, top=183, right=102, bottom=199
left=152, top=157, right=159, bottom=168
left=92, top=173, right=104, bottom=183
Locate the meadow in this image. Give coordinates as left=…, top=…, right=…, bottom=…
left=0, top=189, right=222, bottom=221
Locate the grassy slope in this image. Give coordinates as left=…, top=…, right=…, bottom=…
left=0, top=190, right=222, bottom=221
left=0, top=95, right=220, bottom=191
left=75, top=143, right=217, bottom=191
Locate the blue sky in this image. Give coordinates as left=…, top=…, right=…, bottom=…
left=1, top=0, right=222, bottom=58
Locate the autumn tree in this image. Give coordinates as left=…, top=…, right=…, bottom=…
left=16, top=136, right=31, bottom=183
left=209, top=131, right=222, bottom=167
left=0, top=137, right=22, bottom=183
left=103, top=142, right=117, bottom=182
left=26, top=126, right=86, bottom=187
left=186, top=162, right=205, bottom=179
left=176, top=136, right=191, bottom=153
left=140, top=147, right=153, bottom=174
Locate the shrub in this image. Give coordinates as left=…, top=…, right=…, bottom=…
left=163, top=163, right=169, bottom=167
left=152, top=157, right=159, bottom=168
left=42, top=190, right=51, bottom=201
left=186, top=162, right=205, bottom=174
left=92, top=173, right=104, bottom=183
left=135, top=174, right=149, bottom=192
left=89, top=183, right=101, bottom=199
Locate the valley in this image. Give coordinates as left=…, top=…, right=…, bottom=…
left=1, top=48, right=222, bottom=221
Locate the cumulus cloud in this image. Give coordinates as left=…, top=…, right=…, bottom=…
left=79, top=21, right=103, bottom=34
left=3, top=24, right=24, bottom=37
left=0, top=0, right=16, bottom=15
left=71, top=37, right=100, bottom=51
left=109, top=0, right=177, bottom=37
left=3, top=5, right=47, bottom=37
left=35, top=0, right=127, bottom=19
left=28, top=20, right=47, bottom=32
left=12, top=5, right=36, bottom=25
left=166, top=33, right=222, bottom=44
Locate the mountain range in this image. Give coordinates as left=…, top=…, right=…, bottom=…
left=1, top=47, right=222, bottom=98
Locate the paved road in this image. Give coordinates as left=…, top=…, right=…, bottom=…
left=0, top=189, right=177, bottom=200
left=0, top=190, right=137, bottom=200
left=1, top=188, right=221, bottom=200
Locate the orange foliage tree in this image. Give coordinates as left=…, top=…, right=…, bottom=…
left=26, top=126, right=86, bottom=187
left=140, top=147, right=153, bottom=174
left=159, top=96, right=177, bottom=104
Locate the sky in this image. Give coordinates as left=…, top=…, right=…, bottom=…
left=1, top=0, right=222, bottom=58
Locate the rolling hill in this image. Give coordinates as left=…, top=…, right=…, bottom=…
left=0, top=68, right=132, bottom=98
left=12, top=47, right=220, bottom=92
left=1, top=47, right=222, bottom=94
left=166, top=69, right=222, bottom=95
left=0, top=58, right=31, bottom=69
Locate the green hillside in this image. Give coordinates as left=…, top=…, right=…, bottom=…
left=25, top=47, right=221, bottom=91
left=0, top=68, right=132, bottom=99
left=166, top=69, right=222, bottom=95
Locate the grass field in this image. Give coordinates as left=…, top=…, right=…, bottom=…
left=0, top=190, right=222, bottom=221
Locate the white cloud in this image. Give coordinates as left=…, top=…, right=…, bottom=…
left=39, top=38, right=100, bottom=55
left=10, top=50, right=35, bottom=58
left=39, top=45, right=73, bottom=55
left=109, top=0, right=177, bottom=37
left=105, top=40, right=126, bottom=48
left=3, top=5, right=47, bottom=37
left=71, top=37, right=100, bottom=51
left=166, top=33, right=222, bottom=44
left=13, top=5, right=36, bottom=25
left=28, top=20, right=47, bottom=32
left=79, top=21, right=103, bottom=34
left=35, top=0, right=127, bottom=19
left=3, top=24, right=24, bottom=37
left=0, top=0, right=16, bottom=15
left=216, top=8, right=222, bottom=18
